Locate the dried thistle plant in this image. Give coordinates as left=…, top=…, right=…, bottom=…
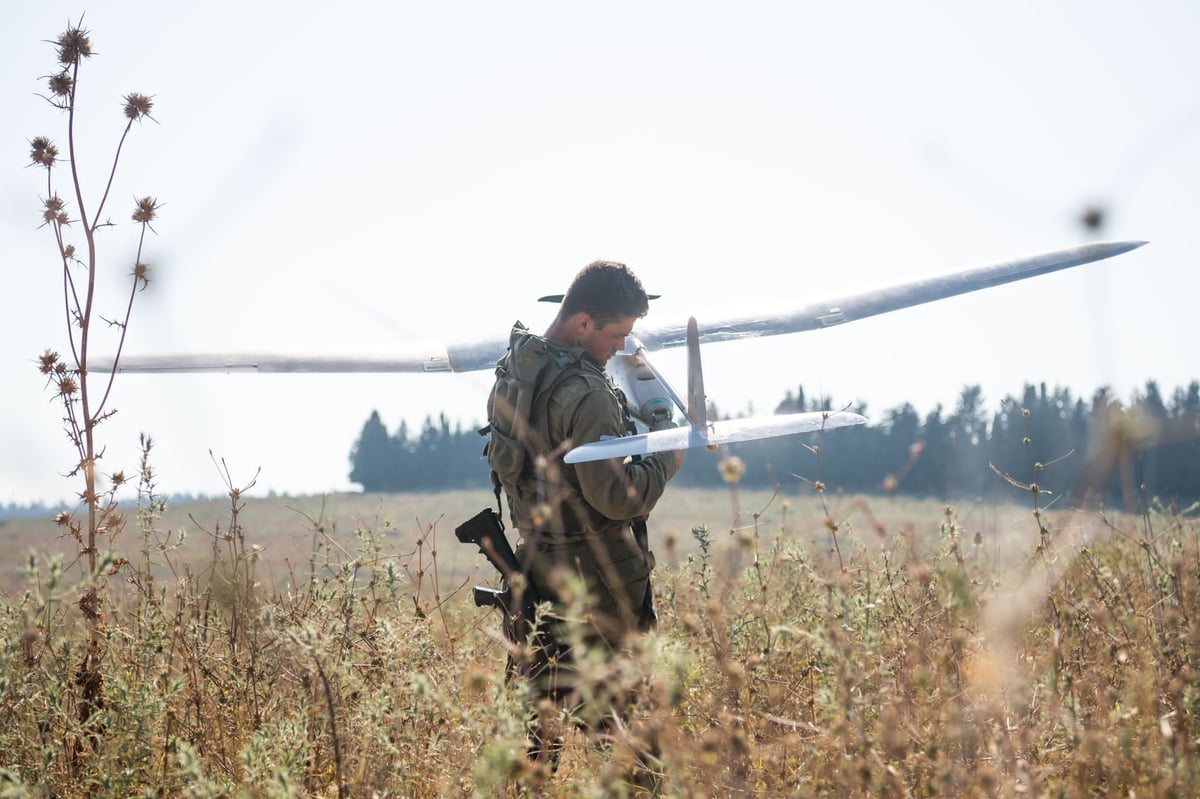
left=27, top=18, right=162, bottom=761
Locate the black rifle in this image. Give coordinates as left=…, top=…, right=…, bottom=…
left=455, top=508, right=541, bottom=631
left=457, top=508, right=566, bottom=688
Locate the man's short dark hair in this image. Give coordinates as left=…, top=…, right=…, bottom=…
left=561, top=261, right=650, bottom=326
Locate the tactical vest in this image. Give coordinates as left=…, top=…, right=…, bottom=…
left=485, top=322, right=615, bottom=534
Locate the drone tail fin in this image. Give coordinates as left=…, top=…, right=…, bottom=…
left=686, top=317, right=707, bottom=428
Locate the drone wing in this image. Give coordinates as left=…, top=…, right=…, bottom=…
left=563, top=409, right=868, bottom=464
left=93, top=239, right=1144, bottom=374
left=92, top=340, right=510, bottom=374
left=632, top=239, right=1146, bottom=351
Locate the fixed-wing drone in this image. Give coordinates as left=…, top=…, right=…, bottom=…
left=95, top=240, right=1145, bottom=463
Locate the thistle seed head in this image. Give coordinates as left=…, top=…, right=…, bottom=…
left=48, top=71, right=74, bottom=97
left=123, top=93, right=154, bottom=121
left=132, top=196, right=160, bottom=224
left=42, top=195, right=68, bottom=226
left=21, top=626, right=43, bottom=655
left=464, top=667, right=488, bottom=693
left=38, top=349, right=60, bottom=375
left=56, top=24, right=93, bottom=65
left=719, top=455, right=746, bottom=484
left=30, top=136, right=58, bottom=168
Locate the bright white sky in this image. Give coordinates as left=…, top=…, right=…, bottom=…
left=3, top=1, right=1196, bottom=506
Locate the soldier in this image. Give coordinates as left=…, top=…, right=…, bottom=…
left=485, top=260, right=684, bottom=788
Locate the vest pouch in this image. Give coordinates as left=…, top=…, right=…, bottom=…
left=486, top=422, right=528, bottom=487
left=487, top=349, right=539, bottom=488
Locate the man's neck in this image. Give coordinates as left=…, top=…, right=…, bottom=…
left=543, top=314, right=574, bottom=348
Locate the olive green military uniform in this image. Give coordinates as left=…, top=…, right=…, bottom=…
left=486, top=322, right=678, bottom=697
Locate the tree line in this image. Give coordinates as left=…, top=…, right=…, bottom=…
left=349, top=380, right=1200, bottom=510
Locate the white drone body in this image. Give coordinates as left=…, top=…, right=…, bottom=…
left=568, top=317, right=866, bottom=463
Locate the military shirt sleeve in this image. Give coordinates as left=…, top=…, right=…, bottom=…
left=561, top=382, right=679, bottom=521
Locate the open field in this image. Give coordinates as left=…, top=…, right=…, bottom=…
left=2, top=486, right=1197, bottom=796
left=2, top=487, right=1043, bottom=594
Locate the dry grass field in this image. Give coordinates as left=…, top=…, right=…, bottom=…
left=0, top=486, right=1036, bottom=597
left=14, top=14, right=1198, bottom=797
left=2, top=483, right=1197, bottom=797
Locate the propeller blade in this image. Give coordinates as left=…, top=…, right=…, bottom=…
left=564, top=409, right=868, bottom=464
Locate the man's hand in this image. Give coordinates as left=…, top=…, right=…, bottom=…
left=672, top=447, right=686, bottom=470
left=639, top=398, right=684, bottom=468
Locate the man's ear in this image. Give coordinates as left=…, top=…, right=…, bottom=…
left=572, top=312, right=593, bottom=336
